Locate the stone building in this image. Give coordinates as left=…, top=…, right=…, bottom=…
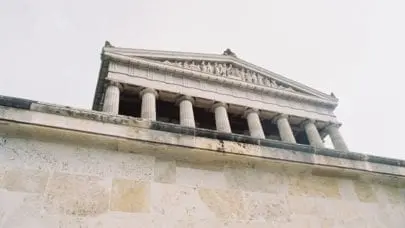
left=0, top=42, right=404, bottom=227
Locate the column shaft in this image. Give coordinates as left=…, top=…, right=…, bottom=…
left=276, top=115, right=296, bottom=143
left=102, top=82, right=121, bottom=114
left=303, top=120, right=324, bottom=148
left=140, top=88, right=158, bottom=121
left=178, top=96, right=195, bottom=127
left=245, top=109, right=265, bottom=139
left=327, top=125, right=349, bottom=151
left=213, top=103, right=231, bottom=133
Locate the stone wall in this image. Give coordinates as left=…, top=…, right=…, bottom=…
left=0, top=135, right=404, bottom=228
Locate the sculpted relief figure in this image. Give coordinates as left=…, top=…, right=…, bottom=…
left=264, top=78, right=271, bottom=87
left=251, top=72, right=258, bottom=84
left=183, top=61, right=190, bottom=69
left=214, top=63, right=226, bottom=76
left=237, top=68, right=246, bottom=81
left=258, top=75, right=264, bottom=85
left=270, top=79, right=278, bottom=88
left=190, top=61, right=201, bottom=71
left=159, top=59, right=295, bottom=92
left=220, top=63, right=227, bottom=76
left=201, top=61, right=208, bottom=73
left=245, top=70, right=253, bottom=83
left=285, top=87, right=295, bottom=92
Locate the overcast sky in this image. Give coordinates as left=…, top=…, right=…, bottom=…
left=1, top=0, right=404, bottom=159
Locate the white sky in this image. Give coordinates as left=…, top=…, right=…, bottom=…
left=1, top=0, right=404, bottom=159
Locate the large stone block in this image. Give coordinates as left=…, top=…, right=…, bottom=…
left=87, top=212, right=153, bottom=228
left=44, top=172, right=110, bottom=216
left=154, top=158, right=176, bottom=184
left=153, top=217, right=221, bottom=228
left=198, top=188, right=246, bottom=220
left=224, top=163, right=287, bottom=194
left=56, top=146, right=155, bottom=181
left=243, top=191, right=290, bottom=222
left=288, top=174, right=341, bottom=199
left=0, top=193, right=57, bottom=228
left=151, top=183, right=215, bottom=221
left=353, top=181, right=377, bottom=203
left=1, top=168, right=48, bottom=193
left=374, top=184, right=405, bottom=204
left=0, top=137, right=61, bottom=171
left=110, top=179, right=150, bottom=213
left=176, top=161, right=226, bottom=189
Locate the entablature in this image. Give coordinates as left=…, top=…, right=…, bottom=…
left=104, top=46, right=338, bottom=102
left=102, top=52, right=337, bottom=122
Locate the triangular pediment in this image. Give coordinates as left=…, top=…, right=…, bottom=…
left=103, top=45, right=337, bottom=101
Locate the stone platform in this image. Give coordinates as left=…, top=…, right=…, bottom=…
left=0, top=96, right=404, bottom=227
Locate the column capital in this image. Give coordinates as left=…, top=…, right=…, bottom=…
left=139, top=88, right=158, bottom=98
left=243, top=108, right=260, bottom=118
left=211, top=102, right=228, bottom=111
left=272, top=113, right=289, bottom=123
left=105, top=80, right=123, bottom=91
left=301, top=119, right=316, bottom=128
left=325, top=122, right=342, bottom=131
left=176, top=95, right=195, bottom=105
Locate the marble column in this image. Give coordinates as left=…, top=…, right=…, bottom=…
left=244, top=108, right=265, bottom=139
left=102, top=81, right=122, bottom=114
left=177, top=95, right=195, bottom=128
left=212, top=102, right=231, bottom=133
left=302, top=119, right=324, bottom=148
left=274, top=114, right=296, bottom=143
left=326, top=124, right=349, bottom=151
left=140, top=88, right=158, bottom=121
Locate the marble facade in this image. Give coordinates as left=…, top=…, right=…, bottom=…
left=97, top=43, right=348, bottom=151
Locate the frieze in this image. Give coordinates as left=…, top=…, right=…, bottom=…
left=162, top=60, right=296, bottom=92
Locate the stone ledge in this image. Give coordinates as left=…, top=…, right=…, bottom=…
left=0, top=95, right=405, bottom=179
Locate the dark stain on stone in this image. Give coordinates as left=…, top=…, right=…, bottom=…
left=0, top=95, right=34, bottom=110
left=218, top=140, right=225, bottom=152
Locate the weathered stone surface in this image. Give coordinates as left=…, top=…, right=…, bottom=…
left=151, top=183, right=215, bottom=220
left=44, top=172, right=109, bottom=216
left=154, top=158, right=176, bottom=184
left=0, top=165, right=6, bottom=186
left=0, top=193, right=57, bottom=228
left=176, top=161, right=226, bottom=189
left=153, top=217, right=221, bottom=228
left=57, top=146, right=155, bottom=180
left=353, top=181, right=377, bottom=203
left=0, top=137, right=61, bottom=171
left=374, top=184, right=405, bottom=204
left=243, top=191, right=290, bottom=222
left=338, top=179, right=359, bottom=200
left=1, top=168, right=48, bottom=193
left=110, top=179, right=150, bottom=213
left=198, top=188, right=246, bottom=220
left=1, top=133, right=405, bottom=227
left=224, top=163, right=287, bottom=194
left=88, top=212, right=153, bottom=228
left=288, top=174, right=341, bottom=199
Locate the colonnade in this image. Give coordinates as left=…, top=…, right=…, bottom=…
left=102, top=82, right=348, bottom=151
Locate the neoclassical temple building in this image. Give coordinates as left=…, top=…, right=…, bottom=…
left=94, top=42, right=348, bottom=151
left=0, top=42, right=404, bottom=227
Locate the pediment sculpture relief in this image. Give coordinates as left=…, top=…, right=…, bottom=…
left=162, top=60, right=296, bottom=92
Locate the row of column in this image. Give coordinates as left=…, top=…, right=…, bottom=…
left=102, top=82, right=348, bottom=151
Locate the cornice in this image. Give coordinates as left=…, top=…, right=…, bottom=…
left=104, top=47, right=338, bottom=102
left=103, top=51, right=338, bottom=109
